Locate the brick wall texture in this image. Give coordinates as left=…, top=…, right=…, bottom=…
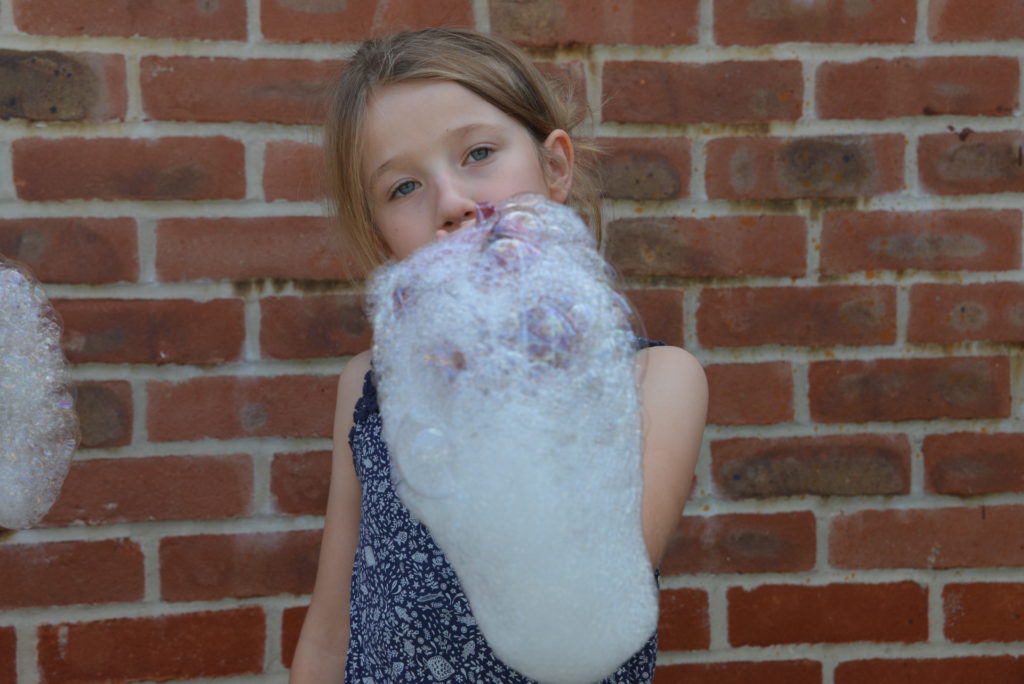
left=1, top=0, right=1022, bottom=681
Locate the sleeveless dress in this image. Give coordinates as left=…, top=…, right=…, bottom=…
left=344, top=339, right=665, bottom=683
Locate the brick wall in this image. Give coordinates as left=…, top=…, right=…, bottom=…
left=1, top=0, right=1022, bottom=681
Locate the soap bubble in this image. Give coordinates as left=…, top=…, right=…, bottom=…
left=368, top=195, right=657, bottom=684
left=0, top=256, right=79, bottom=529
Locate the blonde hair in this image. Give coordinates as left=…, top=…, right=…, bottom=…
left=324, top=28, right=602, bottom=270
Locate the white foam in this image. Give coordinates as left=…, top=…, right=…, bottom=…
left=368, top=195, right=657, bottom=683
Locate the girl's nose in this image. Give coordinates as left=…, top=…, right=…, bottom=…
left=437, top=177, right=477, bottom=233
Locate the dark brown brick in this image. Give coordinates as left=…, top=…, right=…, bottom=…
left=925, top=433, right=1024, bottom=495
left=623, top=289, right=684, bottom=347
left=0, top=218, right=138, bottom=284
left=599, top=137, right=690, bottom=201
left=75, top=380, right=132, bottom=448
left=492, top=0, right=699, bottom=46
left=261, top=295, right=370, bottom=359
left=0, top=50, right=125, bottom=121
left=261, top=0, right=472, bottom=43
left=14, top=0, right=247, bottom=40
left=919, top=130, right=1024, bottom=196
left=715, top=0, right=916, bottom=45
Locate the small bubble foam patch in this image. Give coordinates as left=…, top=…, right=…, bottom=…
left=368, top=195, right=657, bottom=683
left=0, top=257, right=78, bottom=529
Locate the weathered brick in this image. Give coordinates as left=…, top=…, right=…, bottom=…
left=44, top=454, right=252, bottom=526
left=919, top=130, right=1024, bottom=196
left=712, top=434, right=911, bottom=499
left=271, top=451, right=331, bottom=516
left=264, top=141, right=323, bottom=202
left=910, top=283, right=1024, bottom=344
left=706, top=362, right=793, bottom=426
left=38, top=608, right=265, bottom=682
left=604, top=61, right=801, bottom=125
left=836, top=657, right=1024, bottom=683
left=945, top=583, right=1024, bottom=643
left=821, top=209, right=1022, bottom=274
left=658, top=589, right=709, bottom=651
left=0, top=539, right=143, bottom=608
left=818, top=57, right=1019, bottom=119
left=75, top=380, right=132, bottom=448
left=156, top=217, right=362, bottom=282
left=662, top=512, right=815, bottom=575
left=0, top=50, right=125, bottom=122
left=14, top=0, right=247, bottom=40
left=261, top=0, right=472, bottom=42
left=534, top=61, right=588, bottom=120
left=492, top=0, right=699, bottom=45
left=161, top=530, right=321, bottom=601
left=715, top=0, right=916, bottom=45
left=13, top=137, right=245, bottom=201
left=281, top=605, right=308, bottom=668
left=147, top=375, right=336, bottom=441
left=142, top=56, right=339, bottom=125
left=623, top=289, right=684, bottom=347
left=728, top=582, right=928, bottom=646
left=0, top=218, right=138, bottom=284
left=261, top=294, right=370, bottom=359
left=55, top=298, right=244, bottom=365
left=0, top=627, right=14, bottom=683
left=654, top=660, right=822, bottom=684
left=706, top=135, right=904, bottom=200
left=809, top=357, right=1010, bottom=423
left=925, top=433, right=1024, bottom=495
left=930, top=0, right=1024, bottom=41
left=830, top=505, right=1024, bottom=569
left=598, top=137, right=691, bottom=201
left=700, top=285, right=895, bottom=347
left=605, top=216, right=807, bottom=278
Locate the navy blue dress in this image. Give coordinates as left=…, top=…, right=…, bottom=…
left=344, top=340, right=664, bottom=683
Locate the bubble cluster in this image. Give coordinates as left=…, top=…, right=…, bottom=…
left=368, top=195, right=657, bottom=684
left=0, top=257, right=78, bottom=529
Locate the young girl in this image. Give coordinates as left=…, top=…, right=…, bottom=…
left=290, top=28, right=707, bottom=683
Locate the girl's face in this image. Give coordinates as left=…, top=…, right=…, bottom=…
left=361, top=80, right=574, bottom=261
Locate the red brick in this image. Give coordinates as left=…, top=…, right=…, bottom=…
left=161, top=530, right=320, bottom=601
left=728, top=582, right=927, bottom=646
left=930, top=0, right=1024, bottom=41
left=0, top=218, right=138, bottom=284
left=147, top=375, right=336, bottom=441
left=75, top=380, right=132, bottom=448
left=712, top=434, right=911, bottom=499
left=662, top=512, right=815, bottom=575
left=264, top=141, right=323, bottom=202
left=14, top=0, right=246, bottom=40
left=261, top=294, right=370, bottom=359
left=0, top=50, right=125, bottom=122
left=142, top=57, right=339, bottom=125
left=13, top=136, right=244, bottom=201
left=38, top=608, right=264, bottom=682
left=809, top=357, right=1010, bottom=423
left=706, top=135, right=904, bottom=200
left=598, top=137, right=691, bottom=201
left=281, top=605, right=308, bottom=668
left=0, top=539, right=142, bottom=608
left=925, top=433, right=1024, bottom=495
left=910, top=283, right=1024, bottom=344
left=606, top=216, right=807, bottom=278
left=655, top=660, right=822, bottom=684
left=715, top=0, right=916, bottom=45
left=818, top=57, right=1018, bottom=119
left=272, top=451, right=330, bottom=516
left=261, top=0, right=472, bottom=42
left=156, top=217, right=363, bottom=282
left=706, top=362, right=793, bottom=426
left=623, top=289, right=684, bottom=347
left=44, top=454, right=252, bottom=526
left=830, top=505, right=1024, bottom=569
left=836, top=657, right=1024, bottom=684
left=55, top=298, right=244, bottom=364
left=919, top=130, right=1024, bottom=196
left=699, top=285, right=896, bottom=347
left=657, top=589, right=709, bottom=651
left=821, top=209, right=1022, bottom=274
left=604, top=61, right=801, bottom=125
left=492, top=0, right=698, bottom=45
left=0, top=627, right=13, bottom=683
left=945, top=583, right=1024, bottom=642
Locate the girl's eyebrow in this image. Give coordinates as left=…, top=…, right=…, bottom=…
left=369, top=122, right=503, bottom=186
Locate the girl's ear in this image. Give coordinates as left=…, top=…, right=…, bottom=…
left=541, top=129, right=574, bottom=203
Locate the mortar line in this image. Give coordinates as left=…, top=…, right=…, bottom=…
left=473, top=0, right=490, bottom=33
left=136, top=216, right=158, bottom=284
left=916, top=0, right=931, bottom=45
left=125, top=52, right=144, bottom=122
left=249, top=0, right=263, bottom=43
left=0, top=137, right=12, bottom=204
left=15, top=623, right=36, bottom=684
left=698, top=0, right=714, bottom=46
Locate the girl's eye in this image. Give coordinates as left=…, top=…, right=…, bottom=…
left=468, top=146, right=492, bottom=162
left=391, top=180, right=418, bottom=199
